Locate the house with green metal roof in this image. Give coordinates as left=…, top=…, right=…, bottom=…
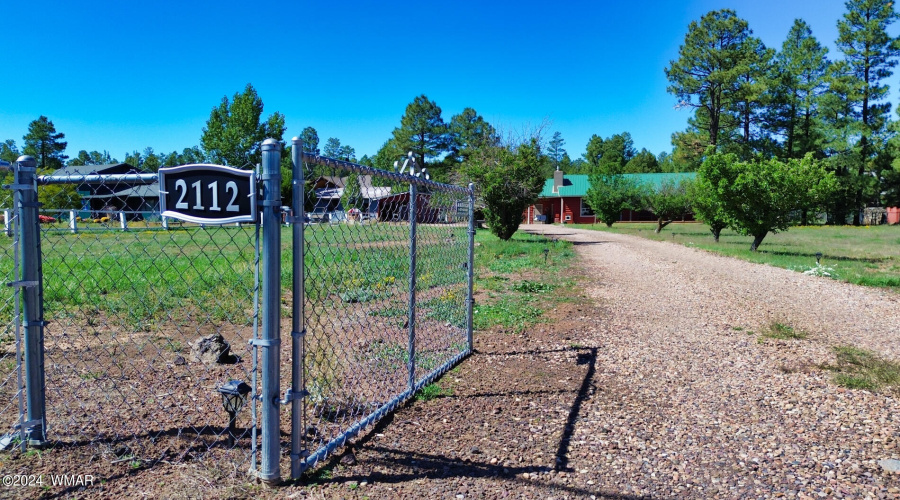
left=525, top=172, right=696, bottom=224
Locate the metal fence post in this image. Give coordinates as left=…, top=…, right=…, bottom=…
left=119, top=211, right=127, bottom=231
left=466, top=183, right=476, bottom=353
left=69, top=210, right=77, bottom=234
left=258, top=139, right=282, bottom=483
left=407, top=182, right=418, bottom=392
left=4, top=209, right=12, bottom=236
left=14, top=155, right=46, bottom=446
left=289, top=137, right=306, bottom=479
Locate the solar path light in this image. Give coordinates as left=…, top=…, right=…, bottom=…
left=217, top=380, right=251, bottom=446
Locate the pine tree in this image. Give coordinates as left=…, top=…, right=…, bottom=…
left=766, top=20, right=830, bottom=158
left=666, top=10, right=764, bottom=149
left=391, top=95, right=447, bottom=168
left=835, top=0, right=900, bottom=224
left=23, top=116, right=68, bottom=170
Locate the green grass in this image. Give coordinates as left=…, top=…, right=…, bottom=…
left=571, top=222, right=900, bottom=290
left=760, top=322, right=807, bottom=340
left=471, top=230, right=575, bottom=334
left=415, top=382, right=452, bottom=401
left=822, top=346, right=900, bottom=392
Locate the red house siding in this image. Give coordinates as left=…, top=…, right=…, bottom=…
left=524, top=197, right=695, bottom=224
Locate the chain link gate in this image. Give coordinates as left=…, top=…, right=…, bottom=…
left=0, top=139, right=475, bottom=486
left=288, top=139, right=475, bottom=477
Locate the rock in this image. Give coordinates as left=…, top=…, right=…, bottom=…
left=190, top=333, right=236, bottom=364
left=878, top=459, right=900, bottom=472
left=173, top=355, right=186, bottom=366
left=340, top=451, right=357, bottom=466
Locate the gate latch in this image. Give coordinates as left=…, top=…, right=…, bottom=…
left=278, top=389, right=308, bottom=405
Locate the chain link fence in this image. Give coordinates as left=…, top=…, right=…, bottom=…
left=0, top=145, right=475, bottom=486
left=1, top=161, right=263, bottom=483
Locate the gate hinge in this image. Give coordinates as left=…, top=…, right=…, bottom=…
left=278, top=389, right=309, bottom=405
left=7, top=281, right=39, bottom=288
left=291, top=450, right=310, bottom=461
left=285, top=216, right=305, bottom=224
left=248, top=338, right=281, bottom=347
left=291, top=330, right=306, bottom=340
left=2, top=184, right=35, bottom=191
left=257, top=200, right=281, bottom=207
left=13, top=419, right=42, bottom=431
left=23, top=320, right=49, bottom=328
left=19, top=202, right=43, bottom=208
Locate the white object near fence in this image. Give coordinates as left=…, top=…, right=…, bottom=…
left=69, top=210, right=77, bottom=234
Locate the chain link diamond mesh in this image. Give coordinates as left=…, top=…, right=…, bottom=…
left=296, top=157, right=473, bottom=471
left=1, top=165, right=262, bottom=481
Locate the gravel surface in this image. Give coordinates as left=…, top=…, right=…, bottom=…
left=296, top=225, right=900, bottom=500
left=12, top=225, right=900, bottom=499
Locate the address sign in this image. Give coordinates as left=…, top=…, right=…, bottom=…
left=159, top=164, right=257, bottom=224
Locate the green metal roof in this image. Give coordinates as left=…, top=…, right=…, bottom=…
left=539, top=172, right=696, bottom=198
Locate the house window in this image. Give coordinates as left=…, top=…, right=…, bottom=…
left=580, top=199, right=594, bottom=217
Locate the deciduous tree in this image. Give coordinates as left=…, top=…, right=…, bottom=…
left=583, top=174, right=641, bottom=227
left=200, top=84, right=286, bottom=167
left=698, top=151, right=836, bottom=250
left=641, top=179, right=692, bottom=233
left=465, top=138, right=546, bottom=240
left=300, top=126, right=320, bottom=155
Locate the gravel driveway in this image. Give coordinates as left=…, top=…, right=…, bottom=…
left=296, top=225, right=900, bottom=500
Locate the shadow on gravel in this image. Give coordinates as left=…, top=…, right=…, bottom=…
left=328, top=445, right=645, bottom=500
left=571, top=241, right=608, bottom=246
left=554, top=347, right=597, bottom=472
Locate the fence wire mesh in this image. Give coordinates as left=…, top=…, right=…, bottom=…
left=296, top=157, right=473, bottom=471
left=0, top=153, right=474, bottom=485
left=0, top=165, right=263, bottom=481
left=0, top=186, right=23, bottom=451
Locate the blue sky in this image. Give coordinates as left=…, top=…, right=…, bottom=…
left=1, top=0, right=887, bottom=164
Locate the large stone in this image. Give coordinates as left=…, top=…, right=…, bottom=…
left=190, top=333, right=236, bottom=364
left=879, top=459, right=900, bottom=472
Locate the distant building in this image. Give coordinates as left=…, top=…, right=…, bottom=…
left=310, top=175, right=392, bottom=221
left=525, top=172, right=696, bottom=224
left=47, top=164, right=159, bottom=219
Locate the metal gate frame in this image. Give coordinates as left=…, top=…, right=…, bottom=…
left=2, top=137, right=476, bottom=484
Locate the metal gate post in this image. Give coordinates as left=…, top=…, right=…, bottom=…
left=407, top=182, right=418, bottom=392
left=289, top=137, right=306, bottom=479
left=14, top=155, right=46, bottom=446
left=258, top=139, right=282, bottom=483
left=466, top=183, right=475, bottom=352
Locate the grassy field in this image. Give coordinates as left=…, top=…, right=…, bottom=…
left=569, top=222, right=900, bottom=290
left=472, top=230, right=575, bottom=333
